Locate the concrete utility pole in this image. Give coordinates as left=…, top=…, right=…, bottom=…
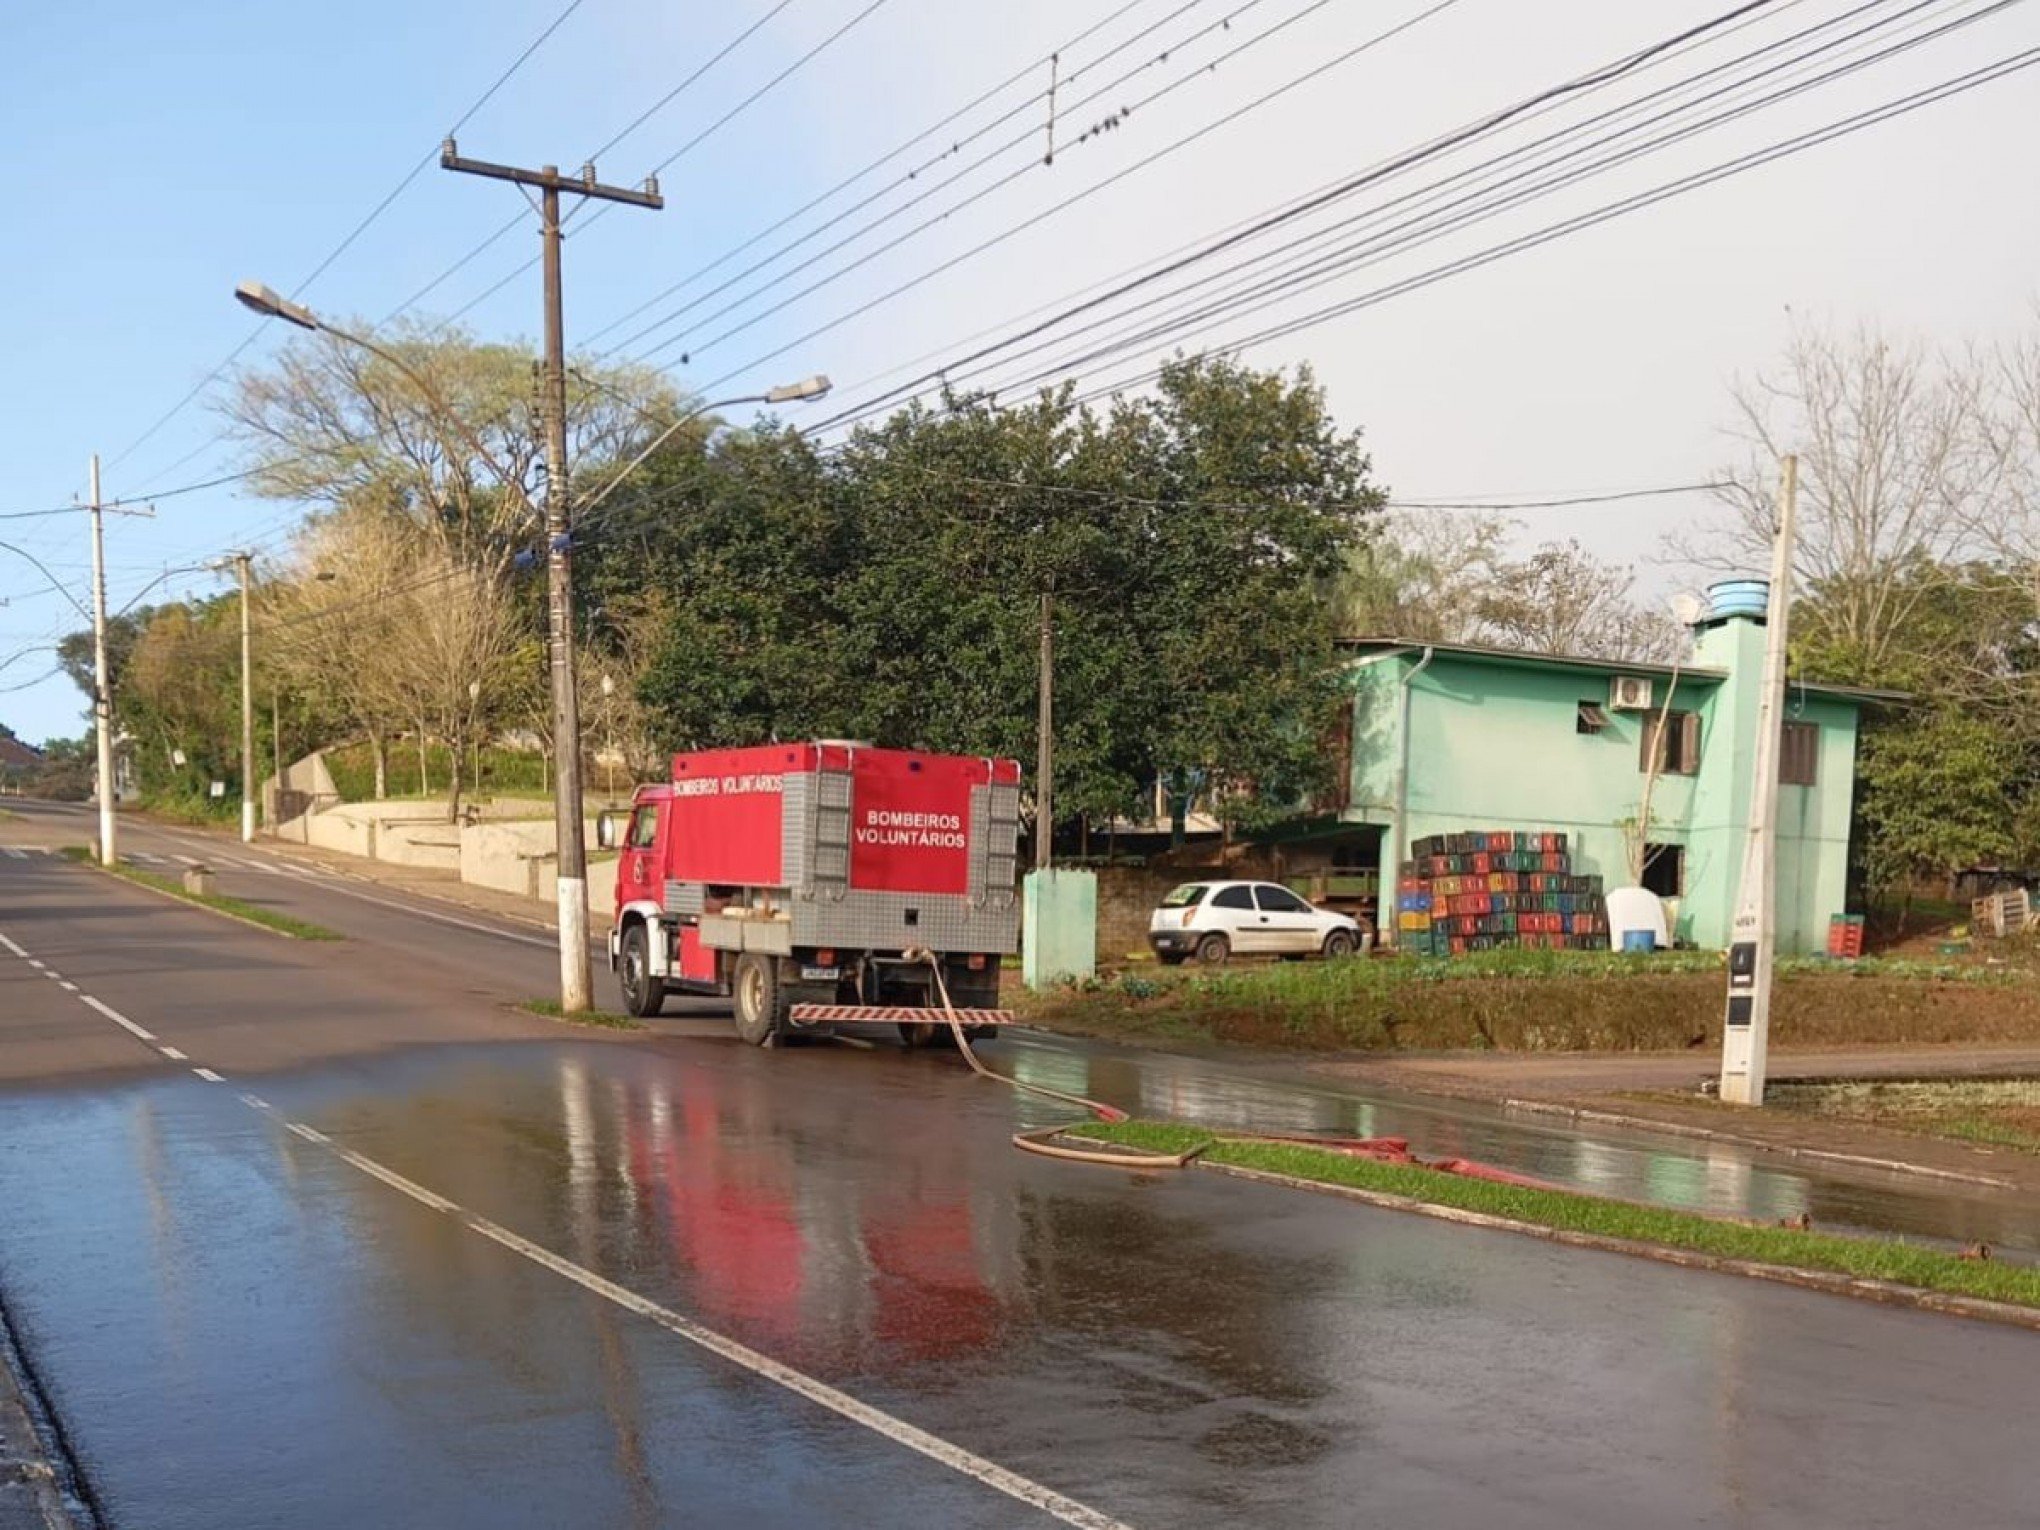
left=88, top=456, right=117, bottom=866
left=1720, top=454, right=1798, bottom=1106
left=441, top=143, right=662, bottom=1012
left=235, top=552, right=255, bottom=843
left=1036, top=589, right=1054, bottom=872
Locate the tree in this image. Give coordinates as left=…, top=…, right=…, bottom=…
left=1682, top=318, right=1981, bottom=678
left=619, top=355, right=1382, bottom=839
left=224, top=323, right=677, bottom=577
left=1337, top=513, right=1684, bottom=662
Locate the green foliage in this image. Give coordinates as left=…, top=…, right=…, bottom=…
left=1069, top=1120, right=2040, bottom=1310
left=1856, top=710, right=2026, bottom=890
left=611, top=356, right=1380, bottom=832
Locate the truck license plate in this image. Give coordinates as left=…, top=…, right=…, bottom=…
left=800, top=964, right=841, bottom=981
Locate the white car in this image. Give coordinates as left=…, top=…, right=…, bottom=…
left=1147, top=880, right=1367, bottom=965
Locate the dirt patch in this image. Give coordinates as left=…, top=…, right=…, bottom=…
left=1766, top=1078, right=2040, bottom=1154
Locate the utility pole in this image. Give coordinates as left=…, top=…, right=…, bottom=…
left=235, top=552, right=255, bottom=843
left=1720, top=454, right=1797, bottom=1106
left=1036, top=589, right=1054, bottom=872
left=441, top=142, right=662, bottom=1012
left=88, top=456, right=116, bottom=867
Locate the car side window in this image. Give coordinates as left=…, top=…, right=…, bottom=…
left=1210, top=886, right=1255, bottom=911
left=1256, top=885, right=1312, bottom=914
left=628, top=805, right=659, bottom=850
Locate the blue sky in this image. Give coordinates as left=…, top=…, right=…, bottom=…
left=5, top=0, right=2038, bottom=742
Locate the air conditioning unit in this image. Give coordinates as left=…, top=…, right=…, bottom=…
left=1608, top=675, right=1654, bottom=711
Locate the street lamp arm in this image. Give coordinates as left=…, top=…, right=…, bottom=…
left=235, top=282, right=535, bottom=523
left=576, top=377, right=832, bottom=522
left=0, top=539, right=92, bottom=623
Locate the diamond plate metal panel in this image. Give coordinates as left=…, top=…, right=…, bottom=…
left=781, top=772, right=813, bottom=890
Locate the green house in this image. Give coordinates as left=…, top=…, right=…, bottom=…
left=1338, top=585, right=1896, bottom=954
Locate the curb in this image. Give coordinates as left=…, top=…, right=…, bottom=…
left=0, top=1299, right=89, bottom=1529
left=1502, top=1097, right=2016, bottom=1189
left=1185, top=1157, right=2040, bottom=1333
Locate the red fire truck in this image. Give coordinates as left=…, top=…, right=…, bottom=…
left=599, top=741, right=1022, bottom=1045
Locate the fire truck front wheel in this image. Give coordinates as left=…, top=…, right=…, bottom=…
left=618, top=923, right=666, bottom=1018
left=732, top=952, right=785, bottom=1047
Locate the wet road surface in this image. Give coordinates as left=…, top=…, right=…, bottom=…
left=4, top=805, right=2040, bottom=1527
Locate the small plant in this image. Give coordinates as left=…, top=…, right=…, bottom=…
left=1117, top=972, right=1164, bottom=1001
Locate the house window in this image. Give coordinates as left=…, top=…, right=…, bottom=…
left=1639, top=710, right=1701, bottom=776
left=1779, top=721, right=1818, bottom=786
left=1641, top=843, right=1684, bottom=898
left=1576, top=701, right=1610, bottom=735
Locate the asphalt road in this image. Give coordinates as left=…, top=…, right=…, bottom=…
left=3, top=800, right=2038, bottom=1528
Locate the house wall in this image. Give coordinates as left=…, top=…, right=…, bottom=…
left=1342, top=630, right=1863, bottom=955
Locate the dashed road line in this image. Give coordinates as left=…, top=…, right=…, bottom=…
left=80, top=994, right=155, bottom=1042
left=192, top=1068, right=224, bottom=1082
left=159, top=1045, right=188, bottom=1061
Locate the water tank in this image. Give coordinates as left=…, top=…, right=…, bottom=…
left=1704, top=579, right=1770, bottom=622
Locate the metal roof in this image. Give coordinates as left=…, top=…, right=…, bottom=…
left=1335, top=636, right=1908, bottom=704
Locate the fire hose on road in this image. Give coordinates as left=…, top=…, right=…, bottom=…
left=908, top=950, right=1555, bottom=1187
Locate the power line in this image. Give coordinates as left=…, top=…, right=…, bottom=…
left=1050, top=42, right=2040, bottom=414
left=930, top=0, right=2000, bottom=415
left=104, top=0, right=591, bottom=480
left=786, top=0, right=1791, bottom=434
left=592, top=0, right=1225, bottom=359
left=578, top=0, right=1167, bottom=350
left=429, top=0, right=898, bottom=332
left=626, top=0, right=1386, bottom=372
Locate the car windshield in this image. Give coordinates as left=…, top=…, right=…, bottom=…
left=1160, top=884, right=1208, bottom=908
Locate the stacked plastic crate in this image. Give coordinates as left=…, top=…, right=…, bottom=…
left=1397, top=831, right=1608, bottom=955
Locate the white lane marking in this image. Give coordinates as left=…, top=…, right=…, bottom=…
left=2, top=847, right=24, bottom=859
left=159, top=1045, right=188, bottom=1061
left=238, top=1092, right=271, bottom=1112
left=272, top=1125, right=1129, bottom=1529
left=0, top=933, right=27, bottom=958
left=27, top=958, right=45, bottom=969
left=193, top=1068, right=224, bottom=1082
left=58, top=980, right=77, bottom=992
left=80, top=994, right=155, bottom=1042
left=173, top=855, right=201, bottom=868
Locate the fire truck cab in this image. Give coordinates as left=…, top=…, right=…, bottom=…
left=601, top=741, right=1021, bottom=1046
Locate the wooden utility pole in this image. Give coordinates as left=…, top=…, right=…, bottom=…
left=1036, top=590, right=1054, bottom=872
left=1720, top=454, right=1797, bottom=1106
left=441, top=142, right=662, bottom=1012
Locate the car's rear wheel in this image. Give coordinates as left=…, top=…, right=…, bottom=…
left=1322, top=928, right=1357, bottom=960
left=1194, top=933, right=1230, bottom=966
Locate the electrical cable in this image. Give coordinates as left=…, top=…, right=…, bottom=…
left=630, top=0, right=1439, bottom=375
left=579, top=0, right=1173, bottom=351
left=105, top=0, right=592, bottom=478
left=948, top=0, right=2004, bottom=413
left=595, top=0, right=1240, bottom=359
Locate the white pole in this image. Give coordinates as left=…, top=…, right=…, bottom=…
left=238, top=552, right=255, bottom=843
left=1720, top=454, right=1797, bottom=1106
left=89, top=455, right=118, bottom=867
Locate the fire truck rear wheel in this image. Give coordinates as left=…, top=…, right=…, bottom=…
left=733, top=953, right=784, bottom=1047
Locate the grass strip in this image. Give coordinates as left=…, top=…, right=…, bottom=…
left=60, top=845, right=341, bottom=941
left=518, top=999, right=647, bottom=1031
left=1067, top=1119, right=2040, bottom=1310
